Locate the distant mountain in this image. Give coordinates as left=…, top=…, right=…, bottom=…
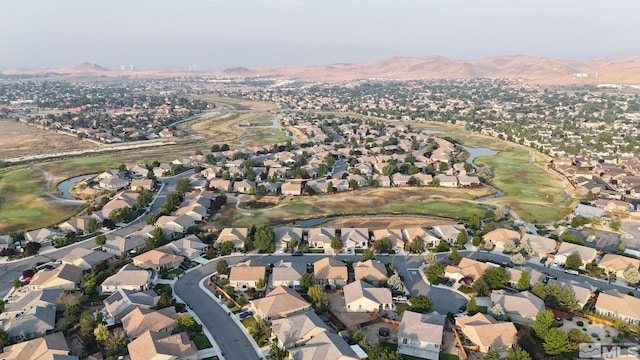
left=3, top=56, right=640, bottom=85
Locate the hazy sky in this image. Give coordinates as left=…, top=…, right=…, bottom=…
left=2, top=0, right=639, bottom=70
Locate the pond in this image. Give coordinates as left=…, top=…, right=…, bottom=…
left=57, top=174, right=95, bottom=200
left=462, top=146, right=499, bottom=169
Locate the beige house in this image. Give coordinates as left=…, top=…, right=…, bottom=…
left=307, top=228, right=336, bottom=250
left=1, top=289, right=62, bottom=320
left=281, top=181, right=302, bottom=196
left=521, top=234, right=558, bottom=258
left=483, top=228, right=520, bottom=251
left=104, top=289, right=159, bottom=323
left=155, top=214, right=196, bottom=234
left=271, top=261, right=306, bottom=288
left=490, top=290, right=545, bottom=325
left=216, top=227, right=248, bottom=251
left=122, top=306, right=178, bottom=339
left=431, top=224, right=466, bottom=244
left=229, top=260, right=266, bottom=290
left=397, top=310, right=445, bottom=360
left=597, top=253, right=640, bottom=278
left=28, top=264, right=83, bottom=291
left=403, top=227, right=440, bottom=248
left=373, top=228, right=405, bottom=250
left=354, top=260, right=389, bottom=283
left=128, top=330, right=197, bottom=360
left=131, top=178, right=154, bottom=191
left=313, top=257, right=348, bottom=288
left=103, top=233, right=147, bottom=257
left=288, top=331, right=358, bottom=360
left=555, top=242, right=598, bottom=268
left=0, top=332, right=74, bottom=360
left=24, top=228, right=64, bottom=248
left=595, top=289, right=640, bottom=325
left=160, top=235, right=209, bottom=260
left=344, top=280, right=394, bottom=312
left=132, top=249, right=184, bottom=271
left=250, top=286, right=311, bottom=320
left=456, top=313, right=517, bottom=354
left=274, top=227, right=303, bottom=250
left=341, top=228, right=369, bottom=249
left=100, top=264, right=152, bottom=294
left=444, top=257, right=491, bottom=282
left=271, top=311, right=327, bottom=349
left=60, top=247, right=113, bottom=270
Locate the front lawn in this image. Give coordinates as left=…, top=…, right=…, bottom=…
left=458, top=285, right=474, bottom=294
left=395, top=303, right=410, bottom=314
left=191, top=334, right=212, bottom=350
left=160, top=268, right=185, bottom=279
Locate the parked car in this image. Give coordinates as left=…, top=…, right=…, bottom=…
left=239, top=310, right=254, bottom=319
left=292, top=251, right=303, bottom=256
left=540, top=257, right=548, bottom=264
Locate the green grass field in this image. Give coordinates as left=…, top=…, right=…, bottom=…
left=191, top=334, right=212, bottom=350
left=0, top=168, right=82, bottom=233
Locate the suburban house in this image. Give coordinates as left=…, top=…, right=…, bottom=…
left=60, top=247, right=113, bottom=270
left=209, top=178, right=231, bottom=191
left=274, top=227, right=303, bottom=251
left=229, top=260, right=266, bottom=290
left=554, top=242, right=598, bottom=268
left=458, top=174, right=481, bottom=187
left=271, top=311, right=327, bottom=349
left=103, top=233, right=148, bottom=257
left=281, top=181, right=302, bottom=196
left=99, top=175, right=130, bottom=191
left=344, top=280, right=394, bottom=312
left=160, top=235, right=209, bottom=260
left=434, top=174, right=458, bottom=187
left=100, top=264, right=152, bottom=294
left=271, top=261, right=306, bottom=288
left=403, top=227, right=440, bottom=248
left=354, top=260, right=389, bottom=283
left=597, top=253, right=640, bottom=278
left=313, top=257, right=348, bottom=288
left=547, top=279, right=594, bottom=310
left=490, top=290, right=545, bottom=325
left=455, top=313, right=518, bottom=354
left=444, top=257, right=491, bottom=283
left=373, top=228, right=405, bottom=251
left=483, top=228, right=520, bottom=251
left=175, top=203, right=208, bottom=222
left=216, top=227, right=249, bottom=251
left=103, top=289, right=159, bottom=323
left=127, top=330, right=198, bottom=360
left=24, top=228, right=64, bottom=248
left=0, top=332, right=77, bottom=360
left=27, top=264, right=83, bottom=291
left=58, top=214, right=97, bottom=234
left=595, top=289, right=640, bottom=325
left=341, top=228, right=370, bottom=249
left=155, top=214, right=196, bottom=234
left=1, top=289, right=62, bottom=320
left=521, top=234, right=558, bottom=258
left=397, top=310, right=445, bottom=360
left=122, top=306, right=179, bottom=339
left=250, top=286, right=311, bottom=320
left=132, top=249, right=184, bottom=271
left=130, top=178, right=154, bottom=191
left=288, top=331, right=359, bottom=360
left=1, top=306, right=56, bottom=343
left=431, top=224, right=466, bottom=244
left=574, top=204, right=606, bottom=218
left=307, top=228, right=336, bottom=250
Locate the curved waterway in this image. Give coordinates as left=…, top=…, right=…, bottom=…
left=57, top=174, right=95, bottom=200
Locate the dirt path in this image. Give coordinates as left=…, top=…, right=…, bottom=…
left=30, top=165, right=86, bottom=205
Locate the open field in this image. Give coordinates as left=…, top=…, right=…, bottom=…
left=194, top=95, right=277, bottom=111
left=218, top=188, right=495, bottom=228
left=0, top=167, right=82, bottom=233
left=507, top=202, right=573, bottom=224
left=322, top=216, right=458, bottom=229
left=0, top=119, right=95, bottom=160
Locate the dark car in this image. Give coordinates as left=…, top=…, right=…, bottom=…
left=239, top=310, right=254, bottom=319
left=292, top=251, right=303, bottom=256
left=458, top=304, right=467, bottom=313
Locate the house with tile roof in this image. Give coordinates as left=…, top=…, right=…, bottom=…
left=431, top=224, right=466, bottom=244
left=595, top=289, right=640, bottom=325
left=307, top=228, right=336, bottom=251
left=341, top=228, right=369, bottom=249
left=444, top=257, right=491, bottom=283
left=271, top=261, right=306, bottom=288
left=27, top=264, right=83, bottom=291
left=455, top=313, right=517, bottom=354
left=354, top=260, right=389, bottom=284
left=274, top=227, right=303, bottom=251
left=490, top=290, right=545, bottom=325
left=60, top=247, right=113, bottom=270
left=229, top=259, right=266, bottom=290
left=397, top=310, right=445, bottom=360
left=103, top=289, right=159, bottom=323
left=313, top=257, right=348, bottom=288
left=271, top=311, right=328, bottom=349
left=483, top=228, right=520, bottom=251
left=250, top=286, right=311, bottom=320
left=100, top=264, right=152, bottom=294
left=403, top=227, right=440, bottom=248
left=24, top=228, right=64, bottom=248
left=373, top=228, right=405, bottom=251
left=122, top=306, right=179, bottom=339
left=344, top=280, right=394, bottom=312
left=216, top=227, right=248, bottom=251
left=159, top=235, right=209, bottom=260
left=288, top=330, right=359, bottom=360
left=521, top=233, right=558, bottom=258
left=0, top=332, right=77, bottom=360
left=597, top=253, right=640, bottom=278
left=555, top=242, right=598, bottom=268
left=127, top=330, right=197, bottom=360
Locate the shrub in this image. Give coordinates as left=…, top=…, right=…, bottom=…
left=566, top=314, right=573, bottom=321
left=577, top=321, right=584, bottom=326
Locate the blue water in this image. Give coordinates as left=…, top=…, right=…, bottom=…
left=57, top=174, right=95, bottom=200
left=463, top=146, right=499, bottom=169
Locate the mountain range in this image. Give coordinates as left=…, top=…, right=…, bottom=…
left=3, top=55, right=640, bottom=85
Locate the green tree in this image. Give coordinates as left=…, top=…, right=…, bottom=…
left=331, top=236, right=343, bottom=253
left=256, top=277, right=265, bottom=289
left=448, top=247, right=462, bottom=263
left=176, top=178, right=192, bottom=194
left=106, top=328, right=128, bottom=350
left=543, top=328, right=574, bottom=356
left=533, top=310, right=555, bottom=339
left=511, top=253, right=526, bottom=266
left=410, top=236, right=424, bottom=253
left=94, top=324, right=109, bottom=345
left=374, top=237, right=393, bottom=254
left=472, top=236, right=483, bottom=247
left=565, top=253, right=582, bottom=270
left=361, top=248, right=375, bottom=261
left=220, top=241, right=234, bottom=256
left=455, top=230, right=468, bottom=246
left=424, top=251, right=437, bottom=265
left=216, top=259, right=228, bottom=275
left=517, top=270, right=530, bottom=291
left=466, top=296, right=479, bottom=315
left=12, top=278, right=22, bottom=289
left=482, top=349, right=501, bottom=360
left=483, top=267, right=510, bottom=289
left=151, top=227, right=167, bottom=247
left=472, top=277, right=491, bottom=296
left=95, top=233, right=106, bottom=246
left=610, top=218, right=622, bottom=231
left=176, top=314, right=201, bottom=333
left=568, top=328, right=591, bottom=344
left=469, top=215, right=481, bottom=231
left=558, top=287, right=579, bottom=311
left=87, top=217, right=99, bottom=232
left=63, top=303, right=83, bottom=323
left=307, top=285, right=327, bottom=306
left=300, top=272, right=315, bottom=291
left=409, top=295, right=434, bottom=313
left=504, top=346, right=532, bottom=360
left=268, top=343, right=289, bottom=360
left=425, top=263, right=444, bottom=284
left=253, top=225, right=275, bottom=252
left=367, top=343, right=401, bottom=360
left=146, top=213, right=157, bottom=225
left=79, top=311, right=96, bottom=336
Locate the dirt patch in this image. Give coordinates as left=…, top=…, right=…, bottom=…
left=323, top=216, right=457, bottom=230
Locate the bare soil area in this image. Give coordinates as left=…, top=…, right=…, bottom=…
left=0, top=119, right=94, bottom=160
